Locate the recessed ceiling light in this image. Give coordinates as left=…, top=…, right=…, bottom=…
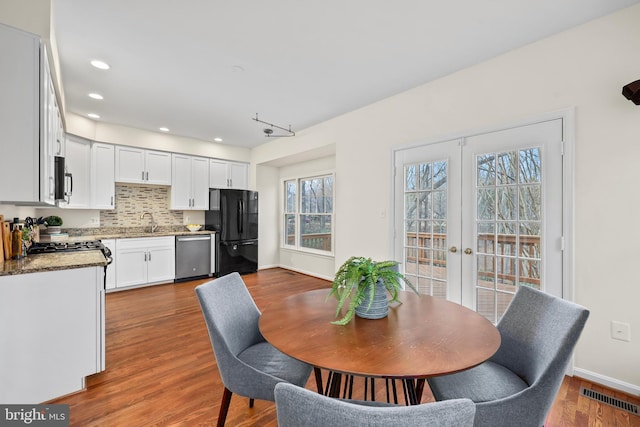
left=90, top=60, right=110, bottom=70
left=87, top=113, right=100, bottom=119
left=88, top=93, right=104, bottom=100
left=159, top=127, right=170, bottom=132
left=214, top=137, right=223, bottom=142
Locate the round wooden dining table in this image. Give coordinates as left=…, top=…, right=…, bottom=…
left=259, top=289, right=501, bottom=404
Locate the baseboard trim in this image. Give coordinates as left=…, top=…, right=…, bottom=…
left=276, top=264, right=333, bottom=281
left=573, top=368, right=640, bottom=397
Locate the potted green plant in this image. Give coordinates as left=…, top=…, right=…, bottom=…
left=327, top=256, right=419, bottom=325
left=44, top=215, right=63, bottom=234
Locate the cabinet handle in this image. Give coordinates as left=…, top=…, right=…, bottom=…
left=146, top=171, right=149, bottom=181
left=144, top=252, right=147, bottom=262
left=111, top=196, right=114, bottom=206
left=148, top=252, right=151, bottom=261
left=142, top=171, right=145, bottom=181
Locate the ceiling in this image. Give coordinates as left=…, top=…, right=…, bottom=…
left=52, top=0, right=639, bottom=149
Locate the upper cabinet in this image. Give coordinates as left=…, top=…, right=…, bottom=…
left=209, top=159, right=248, bottom=190
left=115, top=146, right=171, bottom=185
left=170, top=154, right=209, bottom=210
left=58, top=134, right=92, bottom=209
left=0, top=23, right=63, bottom=205
left=91, top=142, right=115, bottom=209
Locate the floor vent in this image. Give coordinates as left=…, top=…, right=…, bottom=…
left=580, top=387, right=639, bottom=415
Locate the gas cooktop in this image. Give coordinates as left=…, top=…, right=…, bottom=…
left=27, top=241, right=106, bottom=254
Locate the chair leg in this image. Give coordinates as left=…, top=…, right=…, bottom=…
left=249, top=398, right=254, bottom=408
left=217, top=387, right=233, bottom=427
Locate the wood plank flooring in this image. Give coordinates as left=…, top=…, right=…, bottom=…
left=49, top=268, right=640, bottom=426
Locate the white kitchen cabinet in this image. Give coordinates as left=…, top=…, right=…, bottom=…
left=171, top=154, right=209, bottom=210
left=102, top=239, right=117, bottom=290
left=0, top=23, right=63, bottom=205
left=209, top=159, right=248, bottom=189
left=91, top=142, right=115, bottom=209
left=115, top=236, right=175, bottom=289
left=58, top=134, right=92, bottom=209
left=0, top=266, right=104, bottom=403
left=115, top=146, right=171, bottom=185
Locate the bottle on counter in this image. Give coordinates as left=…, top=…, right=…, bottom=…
left=12, top=218, right=23, bottom=259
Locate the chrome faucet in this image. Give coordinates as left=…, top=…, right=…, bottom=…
left=140, top=212, right=157, bottom=233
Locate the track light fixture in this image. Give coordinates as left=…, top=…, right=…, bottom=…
left=252, top=113, right=295, bottom=137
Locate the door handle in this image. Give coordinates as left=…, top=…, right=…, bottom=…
left=464, top=248, right=473, bottom=255
left=449, top=246, right=458, bottom=253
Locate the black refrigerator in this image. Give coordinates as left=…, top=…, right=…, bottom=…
left=205, top=189, right=258, bottom=276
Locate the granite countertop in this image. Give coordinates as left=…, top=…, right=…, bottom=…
left=0, top=251, right=107, bottom=277
left=0, top=227, right=215, bottom=276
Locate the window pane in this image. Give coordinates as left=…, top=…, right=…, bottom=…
left=433, top=161, right=447, bottom=190
left=519, top=148, right=541, bottom=183
left=419, top=163, right=431, bottom=190
left=285, top=181, right=297, bottom=213
left=519, top=185, right=541, bottom=221
left=497, top=151, right=517, bottom=185
left=477, top=188, right=495, bottom=220
left=497, top=187, right=517, bottom=220
left=301, top=176, right=332, bottom=214
left=477, top=154, right=495, bottom=187
left=405, top=193, right=417, bottom=220
left=405, top=165, right=417, bottom=191
left=324, top=176, right=333, bottom=212
left=300, top=214, right=332, bottom=251
left=285, top=214, right=296, bottom=246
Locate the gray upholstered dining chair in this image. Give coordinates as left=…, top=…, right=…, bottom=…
left=274, top=382, right=476, bottom=427
left=195, top=272, right=313, bottom=427
left=427, top=285, right=589, bottom=427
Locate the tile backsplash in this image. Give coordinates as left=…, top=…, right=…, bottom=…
left=100, top=184, right=183, bottom=227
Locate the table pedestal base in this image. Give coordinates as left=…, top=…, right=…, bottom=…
left=314, top=367, right=426, bottom=406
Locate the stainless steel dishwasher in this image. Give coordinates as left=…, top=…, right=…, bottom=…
left=175, top=234, right=212, bottom=281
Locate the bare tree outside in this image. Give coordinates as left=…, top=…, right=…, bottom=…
left=403, top=147, right=543, bottom=321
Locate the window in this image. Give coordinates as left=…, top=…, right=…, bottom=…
left=284, top=173, right=334, bottom=254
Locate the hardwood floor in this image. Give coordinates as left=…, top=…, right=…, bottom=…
left=50, top=268, right=640, bottom=426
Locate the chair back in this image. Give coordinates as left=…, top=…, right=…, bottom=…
left=275, top=383, right=475, bottom=427
left=490, top=285, right=589, bottom=397
left=195, top=272, right=264, bottom=388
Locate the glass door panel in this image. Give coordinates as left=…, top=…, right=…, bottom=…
left=395, top=139, right=462, bottom=302
left=463, top=119, right=563, bottom=320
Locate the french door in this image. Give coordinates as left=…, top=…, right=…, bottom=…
left=394, top=118, right=565, bottom=322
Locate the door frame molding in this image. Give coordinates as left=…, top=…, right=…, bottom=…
left=390, top=107, right=575, bottom=302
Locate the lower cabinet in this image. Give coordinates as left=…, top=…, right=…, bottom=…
left=115, top=236, right=175, bottom=289
left=0, top=267, right=104, bottom=403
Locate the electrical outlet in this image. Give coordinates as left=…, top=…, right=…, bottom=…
left=91, top=217, right=100, bottom=225
left=184, top=216, right=190, bottom=224
left=611, top=321, right=631, bottom=342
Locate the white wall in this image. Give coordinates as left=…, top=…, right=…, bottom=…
left=253, top=5, right=640, bottom=392
left=255, top=164, right=279, bottom=269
